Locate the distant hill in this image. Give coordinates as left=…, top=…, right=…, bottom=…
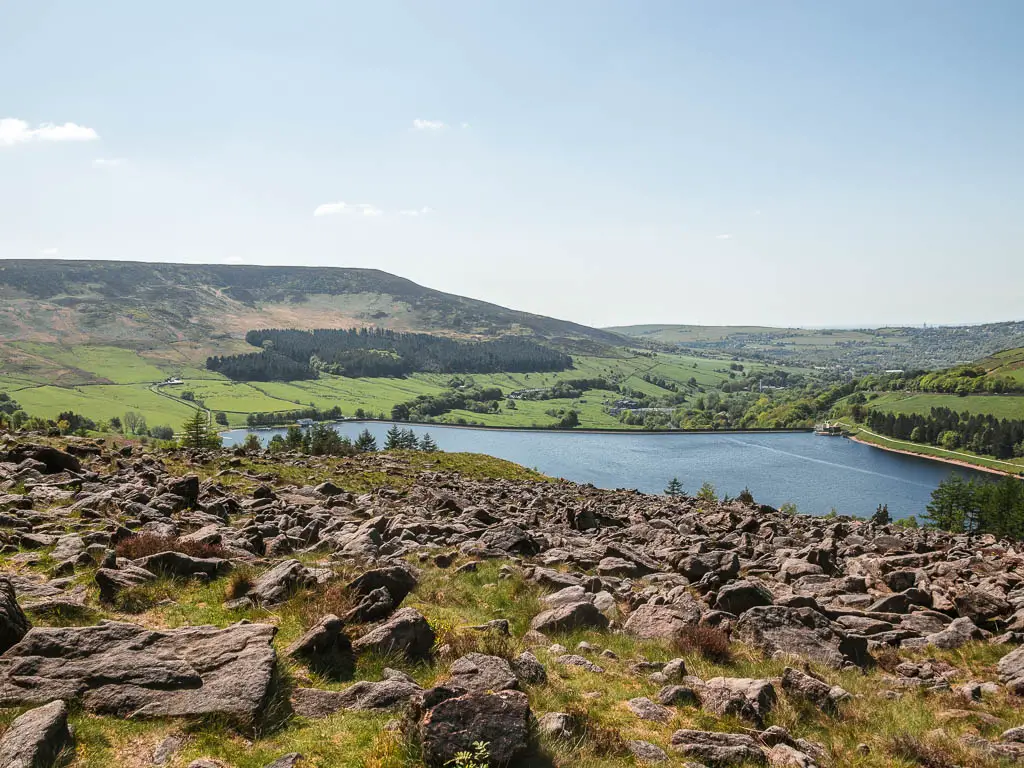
left=0, top=259, right=623, bottom=349
left=975, top=347, right=1024, bottom=385
left=608, top=322, right=1024, bottom=372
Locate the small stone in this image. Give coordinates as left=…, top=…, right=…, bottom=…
left=510, top=651, right=547, bottom=685
left=556, top=654, right=605, bottom=673
left=657, top=685, right=699, bottom=707
left=537, top=711, right=581, bottom=740
left=626, top=740, right=668, bottom=763
left=153, top=734, right=185, bottom=765
left=264, top=754, right=303, bottom=768
left=627, top=697, right=671, bottom=722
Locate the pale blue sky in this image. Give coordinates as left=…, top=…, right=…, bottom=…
left=2, top=1, right=1022, bottom=328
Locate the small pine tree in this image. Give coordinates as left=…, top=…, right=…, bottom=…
left=400, top=428, right=419, bottom=449
left=419, top=432, right=439, bottom=452
left=384, top=424, right=404, bottom=450
left=871, top=503, right=891, bottom=526
left=285, top=425, right=304, bottom=450
left=664, top=477, right=684, bottom=497
left=354, top=428, right=378, bottom=452
left=697, top=481, right=717, bottom=504
left=180, top=410, right=216, bottom=449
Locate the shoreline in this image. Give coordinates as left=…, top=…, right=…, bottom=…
left=846, top=432, right=1021, bottom=478
left=223, top=420, right=815, bottom=438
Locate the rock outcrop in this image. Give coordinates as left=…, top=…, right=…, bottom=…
left=0, top=621, right=277, bottom=727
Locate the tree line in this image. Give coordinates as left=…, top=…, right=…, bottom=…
left=246, top=405, right=343, bottom=427
left=858, top=366, right=1023, bottom=395
left=206, top=350, right=317, bottom=382
left=391, top=386, right=505, bottom=422
left=205, top=327, right=573, bottom=381
left=864, top=407, right=1024, bottom=460
left=926, top=474, right=1024, bottom=539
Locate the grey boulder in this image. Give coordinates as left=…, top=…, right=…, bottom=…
left=0, top=700, right=74, bottom=768
left=530, top=601, right=609, bottom=634
left=291, top=677, right=422, bottom=716
left=998, top=645, right=1024, bottom=695
left=699, top=677, right=777, bottom=726
left=0, top=621, right=277, bottom=728
left=94, top=564, right=157, bottom=602
left=623, top=597, right=702, bottom=640
left=347, top=566, right=417, bottom=606
left=448, top=653, right=518, bottom=692
left=352, top=607, right=435, bottom=660
left=285, top=614, right=354, bottom=680
left=420, top=689, right=532, bottom=767
left=735, top=606, right=867, bottom=669
left=0, top=577, right=30, bottom=653
left=670, top=729, right=766, bottom=766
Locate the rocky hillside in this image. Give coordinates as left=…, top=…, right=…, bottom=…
left=0, top=260, right=622, bottom=348
left=2, top=435, right=1024, bottom=767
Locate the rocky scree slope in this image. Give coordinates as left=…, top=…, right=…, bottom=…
left=2, top=435, right=1024, bottom=766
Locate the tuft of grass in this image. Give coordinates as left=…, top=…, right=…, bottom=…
left=288, top=582, right=354, bottom=630
left=584, top=720, right=628, bottom=758
left=673, top=626, right=732, bottom=664
left=888, top=733, right=959, bottom=768
left=441, top=627, right=520, bottom=661
left=115, top=533, right=227, bottom=561
left=224, top=568, right=255, bottom=600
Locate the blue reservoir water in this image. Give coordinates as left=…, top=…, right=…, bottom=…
left=221, top=424, right=994, bottom=520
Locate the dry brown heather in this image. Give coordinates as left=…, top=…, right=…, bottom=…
left=2, top=433, right=1024, bottom=768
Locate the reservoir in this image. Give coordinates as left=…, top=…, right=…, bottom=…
left=221, top=424, right=994, bottom=520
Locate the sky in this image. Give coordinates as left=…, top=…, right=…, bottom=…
left=2, top=0, right=1022, bottom=329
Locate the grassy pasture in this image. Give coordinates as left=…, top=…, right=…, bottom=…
left=1, top=382, right=199, bottom=427
left=0, top=343, right=810, bottom=431
left=867, top=391, right=1024, bottom=420
left=12, top=343, right=174, bottom=384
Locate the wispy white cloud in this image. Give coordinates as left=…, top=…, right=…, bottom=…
left=224, top=256, right=245, bottom=264
left=398, top=206, right=433, bottom=217
left=460, top=122, right=471, bottom=129
left=40, top=247, right=59, bottom=256
left=92, top=157, right=125, bottom=168
left=314, top=201, right=384, bottom=217
left=412, top=118, right=446, bottom=131
left=716, top=234, right=733, bottom=240
left=0, top=118, right=99, bottom=146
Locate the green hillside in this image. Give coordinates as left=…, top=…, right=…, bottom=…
left=977, top=347, right=1024, bottom=384
left=832, top=347, right=1024, bottom=475
left=0, top=260, right=623, bottom=362
left=0, top=260, right=830, bottom=434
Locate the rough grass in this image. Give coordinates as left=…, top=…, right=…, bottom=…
left=11, top=547, right=1024, bottom=768
left=114, top=533, right=228, bottom=561
left=159, top=452, right=551, bottom=499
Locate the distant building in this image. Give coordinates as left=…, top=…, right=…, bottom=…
left=297, top=418, right=314, bottom=427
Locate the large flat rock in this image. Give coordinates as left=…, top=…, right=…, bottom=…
left=0, top=620, right=277, bottom=728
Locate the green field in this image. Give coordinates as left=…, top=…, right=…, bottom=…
left=4, top=383, right=200, bottom=428
left=867, top=391, right=1024, bottom=420
left=0, top=342, right=804, bottom=431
